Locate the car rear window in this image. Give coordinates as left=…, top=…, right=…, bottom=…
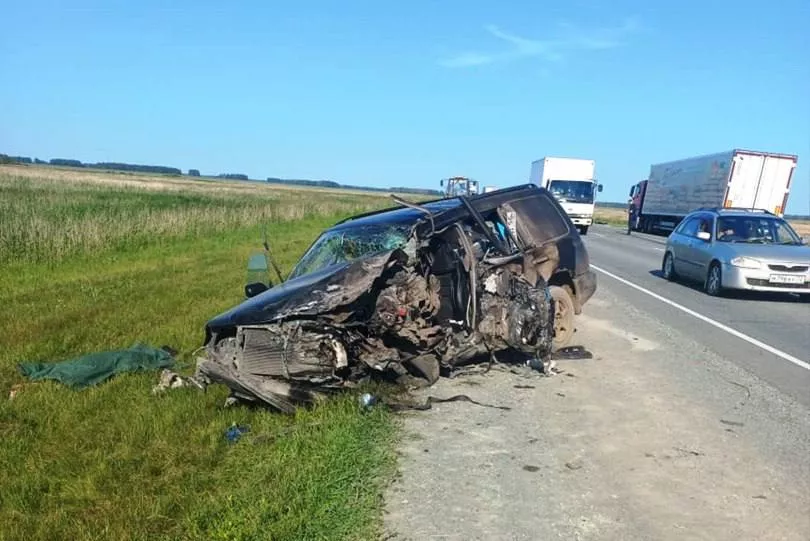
left=505, top=194, right=570, bottom=244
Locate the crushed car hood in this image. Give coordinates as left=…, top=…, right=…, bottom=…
left=206, top=249, right=402, bottom=333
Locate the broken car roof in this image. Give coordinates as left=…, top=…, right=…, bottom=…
left=332, top=184, right=547, bottom=232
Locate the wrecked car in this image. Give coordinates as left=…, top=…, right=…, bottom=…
left=196, top=184, right=596, bottom=412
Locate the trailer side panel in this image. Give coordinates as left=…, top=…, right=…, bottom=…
left=642, top=151, right=734, bottom=217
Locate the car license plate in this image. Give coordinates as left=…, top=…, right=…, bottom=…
left=768, top=274, right=806, bottom=285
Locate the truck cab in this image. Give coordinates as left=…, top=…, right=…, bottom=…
left=547, top=179, right=603, bottom=235
left=628, top=180, right=647, bottom=230
left=529, top=156, right=602, bottom=236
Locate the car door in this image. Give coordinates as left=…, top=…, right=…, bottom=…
left=690, top=216, right=716, bottom=277
left=671, top=217, right=700, bottom=278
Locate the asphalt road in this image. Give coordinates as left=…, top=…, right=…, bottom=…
left=585, top=224, right=810, bottom=407
left=384, top=225, right=810, bottom=540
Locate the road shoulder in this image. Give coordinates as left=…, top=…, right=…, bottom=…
left=383, top=283, right=810, bottom=541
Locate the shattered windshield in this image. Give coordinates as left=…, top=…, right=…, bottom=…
left=548, top=180, right=595, bottom=204
left=288, top=223, right=412, bottom=279
left=716, top=216, right=802, bottom=244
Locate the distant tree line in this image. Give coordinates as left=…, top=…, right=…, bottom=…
left=2, top=154, right=184, bottom=175
left=48, top=158, right=84, bottom=167
left=595, top=201, right=627, bottom=209
left=91, top=162, right=182, bottom=175
left=0, top=154, right=36, bottom=164
left=52, top=159, right=182, bottom=175
left=266, top=177, right=442, bottom=196
left=3, top=151, right=443, bottom=197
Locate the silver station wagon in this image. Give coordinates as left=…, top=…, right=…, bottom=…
left=661, top=208, right=810, bottom=297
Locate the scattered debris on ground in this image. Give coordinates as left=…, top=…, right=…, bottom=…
left=151, top=369, right=205, bottom=394
left=553, top=345, right=594, bottom=360
left=224, top=423, right=251, bottom=444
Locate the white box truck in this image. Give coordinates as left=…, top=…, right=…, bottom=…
left=529, top=156, right=602, bottom=235
left=628, top=149, right=798, bottom=233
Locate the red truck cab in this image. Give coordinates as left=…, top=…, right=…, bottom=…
left=628, top=180, right=647, bottom=230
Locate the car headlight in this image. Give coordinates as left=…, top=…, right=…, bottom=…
left=730, top=256, right=762, bottom=269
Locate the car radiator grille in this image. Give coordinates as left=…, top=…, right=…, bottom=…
left=238, top=327, right=334, bottom=378
left=767, top=264, right=809, bottom=273
left=746, top=278, right=810, bottom=289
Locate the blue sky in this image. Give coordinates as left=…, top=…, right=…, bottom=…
left=2, top=0, right=808, bottom=212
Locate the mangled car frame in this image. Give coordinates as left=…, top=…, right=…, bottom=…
left=197, top=184, right=597, bottom=412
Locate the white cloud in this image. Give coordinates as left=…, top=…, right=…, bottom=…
left=439, top=52, right=500, bottom=68
left=439, top=17, right=641, bottom=68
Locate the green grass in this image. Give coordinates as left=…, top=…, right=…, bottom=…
left=0, top=171, right=392, bottom=265
left=0, top=170, right=399, bottom=540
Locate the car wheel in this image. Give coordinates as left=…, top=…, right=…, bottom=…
left=662, top=252, right=677, bottom=281
left=579, top=226, right=589, bottom=236
left=705, top=262, right=723, bottom=297
left=549, top=285, right=575, bottom=351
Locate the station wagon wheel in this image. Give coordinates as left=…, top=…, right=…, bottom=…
left=549, top=285, right=575, bottom=351
left=662, top=252, right=677, bottom=281
left=705, top=262, right=723, bottom=297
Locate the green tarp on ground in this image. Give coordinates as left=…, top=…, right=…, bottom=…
left=18, top=343, right=175, bottom=389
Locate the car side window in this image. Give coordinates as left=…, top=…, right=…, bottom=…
left=680, top=217, right=701, bottom=237
left=697, top=217, right=711, bottom=236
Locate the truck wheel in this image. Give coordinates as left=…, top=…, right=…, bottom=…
left=549, top=285, right=575, bottom=351
left=579, top=226, right=589, bottom=236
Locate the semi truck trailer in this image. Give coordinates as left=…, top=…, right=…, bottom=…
left=628, top=149, right=798, bottom=234
left=529, top=156, right=602, bottom=235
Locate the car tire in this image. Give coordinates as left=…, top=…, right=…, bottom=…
left=549, top=285, right=575, bottom=351
left=705, top=262, right=724, bottom=297
left=662, top=252, right=677, bottom=281
left=579, top=226, right=589, bottom=236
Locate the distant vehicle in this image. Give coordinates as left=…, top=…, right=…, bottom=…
left=661, top=207, right=809, bottom=297
left=529, top=157, right=602, bottom=235
left=440, top=176, right=479, bottom=198
left=629, top=150, right=798, bottom=234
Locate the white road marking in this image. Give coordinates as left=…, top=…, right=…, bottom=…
left=591, top=264, right=810, bottom=371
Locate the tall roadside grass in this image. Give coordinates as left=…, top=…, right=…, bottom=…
left=792, top=220, right=810, bottom=237
left=594, top=205, right=628, bottom=227
left=0, top=167, right=398, bottom=541
left=0, top=168, right=392, bottom=264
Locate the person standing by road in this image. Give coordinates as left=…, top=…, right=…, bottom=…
left=627, top=197, right=636, bottom=235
